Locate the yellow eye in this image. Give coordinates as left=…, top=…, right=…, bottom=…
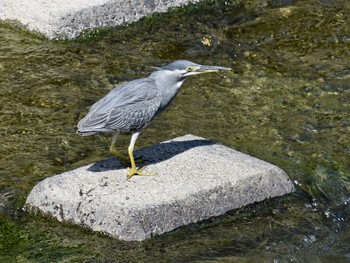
left=186, top=66, right=194, bottom=72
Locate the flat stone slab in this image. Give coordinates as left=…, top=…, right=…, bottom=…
left=0, top=0, right=200, bottom=39
left=25, top=134, right=294, bottom=241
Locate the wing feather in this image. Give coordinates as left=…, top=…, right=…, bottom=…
left=77, top=77, right=161, bottom=134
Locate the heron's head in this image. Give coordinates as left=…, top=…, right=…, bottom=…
left=157, top=60, right=231, bottom=80
left=150, top=60, right=231, bottom=108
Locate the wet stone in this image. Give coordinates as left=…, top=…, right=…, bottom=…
left=25, top=134, right=295, bottom=241
left=0, top=0, right=201, bottom=39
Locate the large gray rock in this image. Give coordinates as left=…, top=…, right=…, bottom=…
left=0, top=0, right=200, bottom=39
left=25, top=134, right=294, bottom=241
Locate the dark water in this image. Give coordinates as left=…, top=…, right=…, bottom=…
left=1, top=0, right=349, bottom=262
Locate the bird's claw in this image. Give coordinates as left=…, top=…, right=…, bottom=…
left=127, top=166, right=155, bottom=180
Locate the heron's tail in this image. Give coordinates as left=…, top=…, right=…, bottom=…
left=76, top=129, right=97, bottom=136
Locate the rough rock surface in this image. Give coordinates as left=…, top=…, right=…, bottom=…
left=0, top=0, right=201, bottom=39
left=25, top=134, right=294, bottom=241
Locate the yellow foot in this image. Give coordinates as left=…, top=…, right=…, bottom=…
left=127, top=166, right=155, bottom=180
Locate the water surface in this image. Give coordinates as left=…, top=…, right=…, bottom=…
left=0, top=0, right=349, bottom=262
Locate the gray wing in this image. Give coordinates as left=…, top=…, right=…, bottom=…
left=77, top=77, right=162, bottom=133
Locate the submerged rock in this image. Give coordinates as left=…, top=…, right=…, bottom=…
left=25, top=134, right=294, bottom=241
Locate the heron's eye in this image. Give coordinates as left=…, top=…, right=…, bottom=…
left=186, top=66, right=194, bottom=72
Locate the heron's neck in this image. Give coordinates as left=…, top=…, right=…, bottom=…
left=151, top=71, right=185, bottom=111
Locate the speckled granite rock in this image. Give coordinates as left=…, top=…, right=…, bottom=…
left=0, top=0, right=201, bottom=39
left=25, top=134, right=294, bottom=241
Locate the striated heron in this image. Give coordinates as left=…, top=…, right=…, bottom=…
left=77, top=60, right=231, bottom=179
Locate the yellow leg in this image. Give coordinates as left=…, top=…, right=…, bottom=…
left=126, top=132, right=154, bottom=179
left=110, top=133, right=130, bottom=164
left=110, top=133, right=145, bottom=166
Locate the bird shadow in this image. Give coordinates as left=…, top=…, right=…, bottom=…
left=87, top=139, right=215, bottom=172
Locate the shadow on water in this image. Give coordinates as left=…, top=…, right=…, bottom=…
left=87, top=138, right=214, bottom=172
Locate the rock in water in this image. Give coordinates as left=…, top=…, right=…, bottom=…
left=0, top=0, right=202, bottom=39
left=25, top=134, right=294, bottom=241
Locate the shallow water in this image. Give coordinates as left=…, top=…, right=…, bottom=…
left=0, top=0, right=350, bottom=262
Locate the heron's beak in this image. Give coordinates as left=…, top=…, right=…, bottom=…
left=197, top=64, right=231, bottom=73
left=184, top=64, right=231, bottom=76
